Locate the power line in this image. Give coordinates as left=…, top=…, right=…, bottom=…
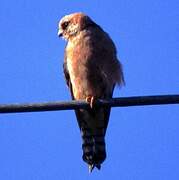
left=0, top=94, right=179, bottom=114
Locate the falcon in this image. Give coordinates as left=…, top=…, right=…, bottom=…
left=58, top=12, right=124, bottom=172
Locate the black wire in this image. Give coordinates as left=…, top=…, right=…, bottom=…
left=0, top=95, right=179, bottom=114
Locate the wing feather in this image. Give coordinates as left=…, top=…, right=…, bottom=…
left=63, top=50, right=85, bottom=129
left=63, top=50, right=75, bottom=100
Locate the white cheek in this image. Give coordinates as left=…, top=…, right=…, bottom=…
left=68, top=24, right=79, bottom=36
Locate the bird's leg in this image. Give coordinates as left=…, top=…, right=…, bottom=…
left=86, top=95, right=96, bottom=109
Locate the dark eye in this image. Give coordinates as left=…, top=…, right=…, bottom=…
left=61, top=21, right=69, bottom=30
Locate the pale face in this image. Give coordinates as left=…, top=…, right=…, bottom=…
left=58, top=12, right=93, bottom=40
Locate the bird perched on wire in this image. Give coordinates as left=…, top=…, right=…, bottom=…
left=58, top=12, right=124, bottom=172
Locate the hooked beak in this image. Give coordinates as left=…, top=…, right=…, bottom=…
left=58, top=29, right=63, bottom=37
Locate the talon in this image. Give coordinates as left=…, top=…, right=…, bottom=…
left=90, top=96, right=95, bottom=108
left=86, top=95, right=92, bottom=104
left=86, top=96, right=96, bottom=108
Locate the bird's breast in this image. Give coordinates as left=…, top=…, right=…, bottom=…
left=66, top=41, right=91, bottom=99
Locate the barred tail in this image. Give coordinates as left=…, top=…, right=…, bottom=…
left=75, top=107, right=111, bottom=172
left=81, top=126, right=106, bottom=172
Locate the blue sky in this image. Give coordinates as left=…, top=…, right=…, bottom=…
left=0, top=0, right=178, bottom=179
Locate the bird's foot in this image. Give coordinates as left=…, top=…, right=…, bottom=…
left=86, top=95, right=96, bottom=109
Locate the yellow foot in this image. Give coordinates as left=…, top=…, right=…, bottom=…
left=86, top=95, right=96, bottom=108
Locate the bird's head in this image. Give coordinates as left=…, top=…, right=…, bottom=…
left=58, top=12, right=95, bottom=40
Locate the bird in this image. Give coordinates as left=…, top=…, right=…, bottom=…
left=58, top=12, right=124, bottom=172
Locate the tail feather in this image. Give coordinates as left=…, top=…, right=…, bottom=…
left=81, top=126, right=106, bottom=172
left=75, top=107, right=110, bottom=172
